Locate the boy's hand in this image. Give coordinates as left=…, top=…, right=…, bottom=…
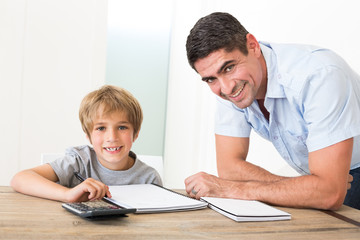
left=65, top=178, right=112, bottom=202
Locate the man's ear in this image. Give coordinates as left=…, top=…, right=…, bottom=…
left=246, top=33, right=261, bottom=57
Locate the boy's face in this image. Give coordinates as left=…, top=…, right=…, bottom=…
left=87, top=110, right=138, bottom=171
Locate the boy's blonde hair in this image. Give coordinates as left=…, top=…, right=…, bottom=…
left=79, top=85, right=143, bottom=138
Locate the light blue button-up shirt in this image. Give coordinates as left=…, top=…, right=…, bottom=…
left=214, top=42, right=360, bottom=174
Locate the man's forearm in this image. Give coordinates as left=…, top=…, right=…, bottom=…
left=220, top=174, right=346, bottom=210
left=218, top=159, right=287, bottom=182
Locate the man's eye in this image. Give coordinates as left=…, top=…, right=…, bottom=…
left=225, top=65, right=234, bottom=72
left=203, top=78, right=215, bottom=83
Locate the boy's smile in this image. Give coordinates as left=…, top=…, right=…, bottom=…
left=88, top=110, right=138, bottom=171
left=104, top=146, right=122, bottom=152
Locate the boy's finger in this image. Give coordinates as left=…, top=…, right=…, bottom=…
left=106, top=186, right=112, bottom=198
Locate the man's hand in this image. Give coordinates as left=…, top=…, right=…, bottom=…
left=348, top=174, right=353, bottom=190
left=184, top=172, right=231, bottom=200
left=65, top=178, right=112, bottom=202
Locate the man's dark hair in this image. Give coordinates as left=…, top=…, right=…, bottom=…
left=186, top=12, right=249, bottom=70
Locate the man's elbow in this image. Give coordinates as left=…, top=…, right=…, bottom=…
left=320, top=190, right=347, bottom=210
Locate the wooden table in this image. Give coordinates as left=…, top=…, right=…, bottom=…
left=1, top=186, right=359, bottom=239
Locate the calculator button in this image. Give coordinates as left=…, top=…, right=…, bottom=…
left=62, top=199, right=136, bottom=219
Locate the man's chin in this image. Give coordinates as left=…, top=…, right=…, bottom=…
left=232, top=100, right=251, bottom=109
left=220, top=95, right=250, bottom=109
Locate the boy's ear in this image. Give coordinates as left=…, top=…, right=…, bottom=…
left=133, top=131, right=140, bottom=142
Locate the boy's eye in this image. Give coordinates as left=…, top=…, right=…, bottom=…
left=119, top=126, right=128, bottom=130
left=96, top=126, right=105, bottom=131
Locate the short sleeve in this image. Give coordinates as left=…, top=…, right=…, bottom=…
left=302, top=66, right=360, bottom=152
left=49, top=153, right=82, bottom=187
left=214, top=96, right=251, bottom=137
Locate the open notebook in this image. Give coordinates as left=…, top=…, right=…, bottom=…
left=106, top=184, right=290, bottom=221
left=106, top=184, right=207, bottom=213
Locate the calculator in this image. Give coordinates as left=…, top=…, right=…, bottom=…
left=62, top=199, right=136, bottom=220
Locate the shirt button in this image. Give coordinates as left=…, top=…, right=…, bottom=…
left=273, top=136, right=278, bottom=140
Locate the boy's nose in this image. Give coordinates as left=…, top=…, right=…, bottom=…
left=106, top=130, right=118, bottom=142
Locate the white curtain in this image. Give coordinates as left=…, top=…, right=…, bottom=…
left=163, top=1, right=218, bottom=188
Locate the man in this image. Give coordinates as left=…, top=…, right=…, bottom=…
left=184, top=12, right=360, bottom=210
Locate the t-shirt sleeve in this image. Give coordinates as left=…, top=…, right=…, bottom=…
left=150, top=171, right=163, bottom=186
left=49, top=154, right=82, bottom=188
left=128, top=159, right=163, bottom=186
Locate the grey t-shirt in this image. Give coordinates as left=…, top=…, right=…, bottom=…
left=49, top=145, right=162, bottom=187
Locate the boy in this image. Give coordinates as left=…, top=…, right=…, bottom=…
left=11, top=85, right=162, bottom=203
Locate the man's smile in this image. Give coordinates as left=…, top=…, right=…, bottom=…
left=229, top=83, right=245, bottom=98
left=221, top=83, right=246, bottom=100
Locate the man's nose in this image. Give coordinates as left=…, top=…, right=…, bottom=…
left=219, top=77, right=235, bottom=95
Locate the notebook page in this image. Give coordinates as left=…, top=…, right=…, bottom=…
left=108, top=184, right=206, bottom=211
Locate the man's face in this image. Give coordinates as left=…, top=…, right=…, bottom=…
left=193, top=37, right=266, bottom=109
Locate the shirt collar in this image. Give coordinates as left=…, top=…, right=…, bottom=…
left=259, top=41, right=286, bottom=99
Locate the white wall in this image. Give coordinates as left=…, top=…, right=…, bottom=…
left=1, top=0, right=359, bottom=189
left=0, top=0, right=108, bottom=185
left=164, top=0, right=360, bottom=188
